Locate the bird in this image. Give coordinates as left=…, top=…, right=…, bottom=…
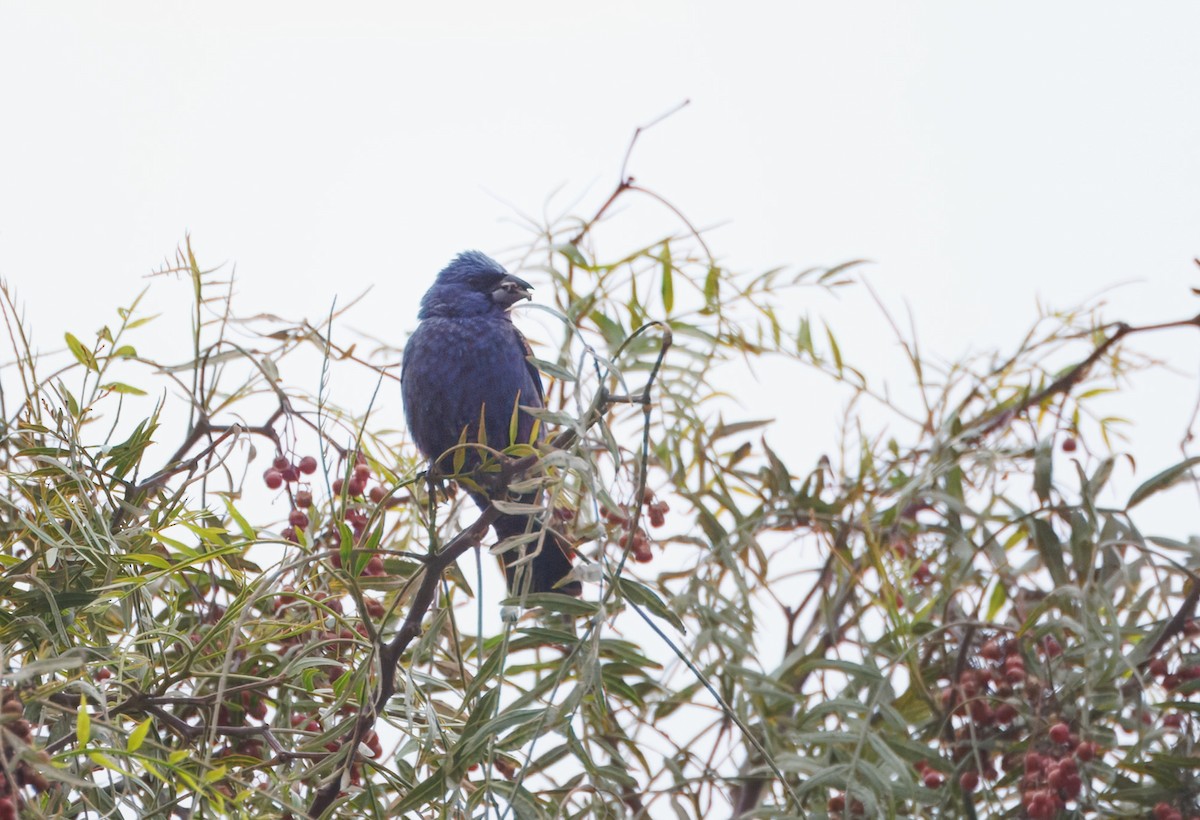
left=401, top=251, right=581, bottom=596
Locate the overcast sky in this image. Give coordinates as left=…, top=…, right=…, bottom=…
left=2, top=2, right=1198, bottom=528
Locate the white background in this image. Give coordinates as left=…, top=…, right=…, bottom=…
left=1, top=3, right=1197, bottom=534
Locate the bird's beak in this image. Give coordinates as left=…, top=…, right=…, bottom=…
left=492, top=274, right=534, bottom=309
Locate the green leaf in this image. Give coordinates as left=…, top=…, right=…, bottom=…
left=1033, top=437, right=1053, bottom=504
left=555, top=243, right=589, bottom=268
left=1031, top=518, right=1066, bottom=586
left=111, top=344, right=138, bottom=358
left=617, top=577, right=685, bottom=633
left=125, top=314, right=160, bottom=329
left=659, top=241, right=674, bottom=313
left=825, top=326, right=843, bottom=374
left=99, top=382, right=147, bottom=396
left=503, top=593, right=600, bottom=617
left=128, top=717, right=152, bottom=752
left=223, top=497, right=256, bottom=540
left=589, top=311, right=625, bottom=348
left=1127, top=456, right=1200, bottom=508
left=985, top=581, right=1008, bottom=621
left=711, top=418, right=774, bottom=441
left=527, top=356, right=576, bottom=383
left=77, top=695, right=91, bottom=745
left=64, top=332, right=98, bottom=371
left=703, top=265, right=720, bottom=310
left=797, top=316, right=814, bottom=357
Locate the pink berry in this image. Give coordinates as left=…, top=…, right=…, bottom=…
left=264, top=469, right=283, bottom=489
left=1049, top=722, right=1070, bottom=744
left=299, top=455, right=318, bottom=474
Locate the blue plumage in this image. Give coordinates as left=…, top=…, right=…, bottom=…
left=401, top=251, right=580, bottom=595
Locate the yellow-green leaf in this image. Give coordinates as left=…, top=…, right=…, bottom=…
left=65, top=333, right=99, bottom=371
left=128, top=717, right=152, bottom=752
left=659, top=241, right=674, bottom=313
left=77, top=695, right=90, bottom=745
left=99, top=382, right=147, bottom=396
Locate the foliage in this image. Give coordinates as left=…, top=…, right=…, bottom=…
left=0, top=158, right=1199, bottom=820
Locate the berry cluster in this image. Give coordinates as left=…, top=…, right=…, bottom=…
left=825, top=793, right=865, bottom=816
left=915, top=633, right=1106, bottom=815
left=263, top=454, right=318, bottom=490
left=1007, top=738, right=1086, bottom=818
left=264, top=450, right=391, bottom=578
left=0, top=689, right=51, bottom=819
left=600, top=489, right=669, bottom=563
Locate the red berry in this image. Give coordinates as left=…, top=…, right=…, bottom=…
left=332, top=478, right=344, bottom=495
left=981, top=640, right=1001, bottom=661
left=1049, top=722, right=1070, bottom=744
left=1164, top=713, right=1184, bottom=729
left=1061, top=437, right=1077, bottom=452
left=369, top=485, right=386, bottom=504
left=347, top=478, right=366, bottom=497
left=299, top=455, right=318, bottom=474
left=95, top=667, right=112, bottom=681
left=1074, top=741, right=1095, bottom=762
left=994, top=702, right=1017, bottom=724
left=281, top=466, right=299, bottom=483
left=264, top=469, right=283, bottom=489
left=827, top=795, right=845, bottom=812
left=959, top=770, right=979, bottom=792
left=273, top=455, right=290, bottom=471
left=1149, top=658, right=1169, bottom=677
left=295, top=490, right=313, bottom=508
left=288, top=509, right=309, bottom=528
left=922, top=771, right=944, bottom=789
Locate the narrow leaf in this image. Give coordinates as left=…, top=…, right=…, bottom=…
left=65, top=332, right=99, bottom=371
left=1128, top=457, right=1200, bottom=508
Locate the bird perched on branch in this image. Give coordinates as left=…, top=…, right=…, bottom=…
left=401, top=251, right=581, bottom=596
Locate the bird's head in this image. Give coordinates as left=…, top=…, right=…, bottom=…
left=418, top=251, right=534, bottom=319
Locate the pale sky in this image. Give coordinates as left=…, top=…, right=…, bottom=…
left=2, top=2, right=1198, bottom=527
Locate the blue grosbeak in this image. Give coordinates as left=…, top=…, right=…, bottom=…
left=401, top=251, right=581, bottom=596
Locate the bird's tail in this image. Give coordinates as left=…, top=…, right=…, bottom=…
left=492, top=512, right=582, bottom=596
